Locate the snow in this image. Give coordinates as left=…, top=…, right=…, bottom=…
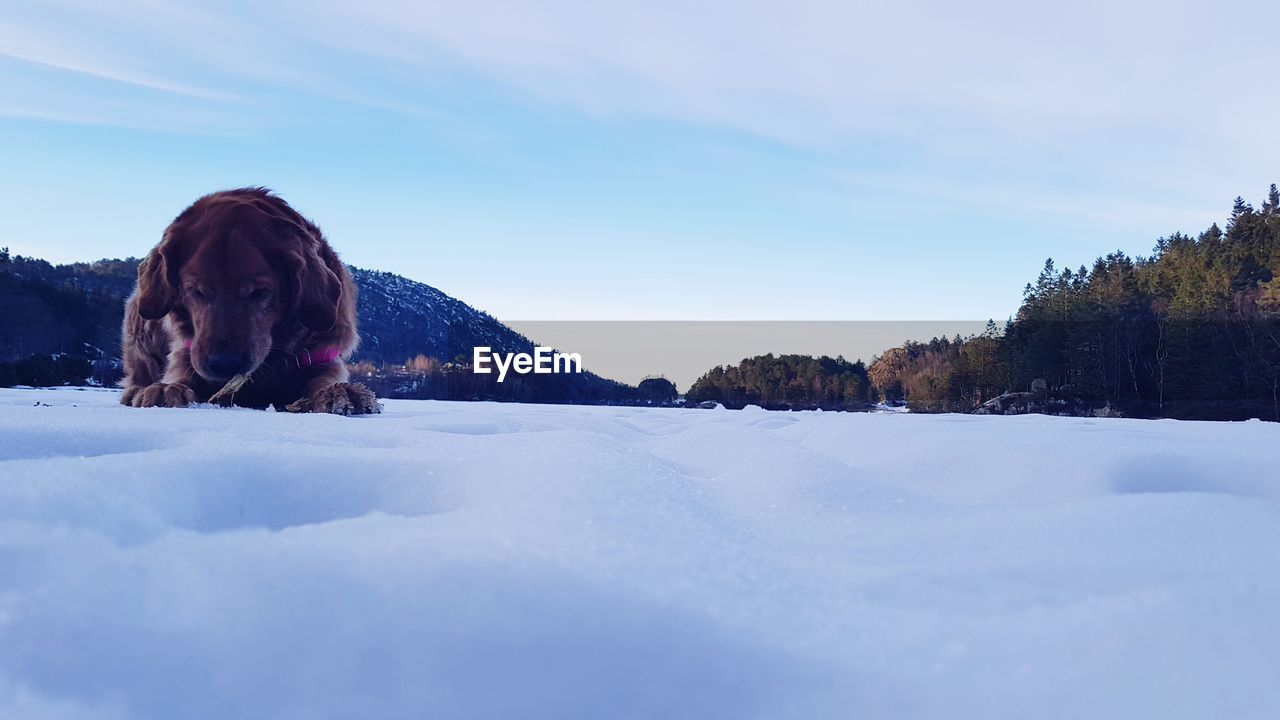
left=872, top=401, right=910, bottom=413
left=2, top=387, right=1278, bottom=719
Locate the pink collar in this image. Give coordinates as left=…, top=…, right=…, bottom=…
left=286, top=346, right=342, bottom=369
left=182, top=340, right=341, bottom=369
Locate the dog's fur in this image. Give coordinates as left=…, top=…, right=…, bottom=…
left=120, top=188, right=379, bottom=415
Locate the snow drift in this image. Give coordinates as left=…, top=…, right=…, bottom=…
left=1, top=388, right=1278, bottom=719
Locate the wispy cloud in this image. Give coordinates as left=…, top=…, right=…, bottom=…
left=4, top=1, right=1274, bottom=141
left=0, top=20, right=237, bottom=101
left=5, top=0, right=1270, bottom=213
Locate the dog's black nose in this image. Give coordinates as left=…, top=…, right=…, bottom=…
left=206, top=353, right=246, bottom=378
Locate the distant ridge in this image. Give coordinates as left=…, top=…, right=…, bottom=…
left=349, top=267, right=534, bottom=365
left=0, top=252, right=575, bottom=375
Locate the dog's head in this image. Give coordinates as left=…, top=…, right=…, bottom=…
left=135, top=189, right=342, bottom=382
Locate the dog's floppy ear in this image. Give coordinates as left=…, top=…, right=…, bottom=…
left=238, top=193, right=342, bottom=332
left=136, top=230, right=180, bottom=320
left=289, top=237, right=343, bottom=332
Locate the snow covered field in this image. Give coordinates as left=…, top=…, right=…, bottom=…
left=2, top=387, right=1278, bottom=719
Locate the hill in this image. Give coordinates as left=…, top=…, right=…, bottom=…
left=347, top=267, right=532, bottom=365
left=0, top=249, right=637, bottom=402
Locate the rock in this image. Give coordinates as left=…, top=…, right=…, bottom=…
left=1094, top=404, right=1123, bottom=418
left=974, top=391, right=1040, bottom=415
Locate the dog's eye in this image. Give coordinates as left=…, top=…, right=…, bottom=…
left=248, top=289, right=271, bottom=302
left=187, top=288, right=208, bottom=302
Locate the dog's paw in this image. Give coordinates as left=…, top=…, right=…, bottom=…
left=285, top=382, right=381, bottom=416
left=129, top=382, right=196, bottom=408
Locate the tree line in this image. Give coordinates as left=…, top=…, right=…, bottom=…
left=686, top=354, right=872, bottom=410
left=685, top=186, right=1280, bottom=420
left=0, top=248, right=136, bottom=387
left=869, top=185, right=1280, bottom=419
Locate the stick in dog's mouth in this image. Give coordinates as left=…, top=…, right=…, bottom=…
left=208, top=373, right=249, bottom=406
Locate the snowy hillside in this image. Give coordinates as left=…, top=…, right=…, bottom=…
left=349, top=267, right=535, bottom=365
left=0, top=255, right=540, bottom=368
left=2, top=388, right=1278, bottom=719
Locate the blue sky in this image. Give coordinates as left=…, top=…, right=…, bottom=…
left=2, top=0, right=1278, bottom=320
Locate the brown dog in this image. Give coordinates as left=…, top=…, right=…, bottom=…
left=120, top=188, right=379, bottom=415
